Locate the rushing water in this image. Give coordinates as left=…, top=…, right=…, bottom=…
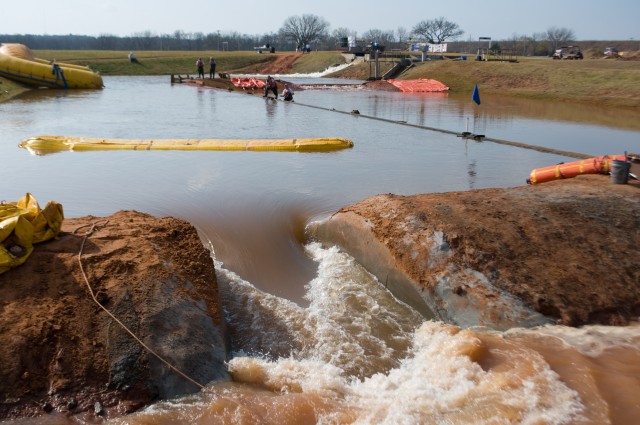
left=1, top=75, right=639, bottom=424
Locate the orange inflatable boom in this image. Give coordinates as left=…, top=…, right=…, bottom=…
left=527, top=154, right=626, bottom=185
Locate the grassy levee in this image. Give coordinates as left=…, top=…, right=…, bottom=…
left=31, top=50, right=346, bottom=76
left=32, top=50, right=274, bottom=76
left=1, top=50, right=638, bottom=110
left=284, top=52, right=348, bottom=74
left=329, top=55, right=640, bottom=109
left=0, top=50, right=346, bottom=101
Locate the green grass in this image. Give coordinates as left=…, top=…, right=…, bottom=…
left=3, top=50, right=639, bottom=110
left=30, top=50, right=347, bottom=76
left=288, top=52, right=347, bottom=74
left=330, top=55, right=640, bottom=109
left=0, top=50, right=345, bottom=101
left=32, top=50, right=275, bottom=76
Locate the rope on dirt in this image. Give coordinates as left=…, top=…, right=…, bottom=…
left=76, top=220, right=206, bottom=390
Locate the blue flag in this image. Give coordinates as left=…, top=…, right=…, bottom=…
left=472, top=84, right=481, bottom=105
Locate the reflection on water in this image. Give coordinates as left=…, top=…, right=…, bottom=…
left=1, top=76, right=639, bottom=424
left=294, top=88, right=639, bottom=156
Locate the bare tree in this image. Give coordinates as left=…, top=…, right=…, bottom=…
left=332, top=27, right=351, bottom=39
left=546, top=26, right=575, bottom=52
left=412, top=17, right=463, bottom=44
left=512, top=33, right=544, bottom=57
left=279, top=14, right=329, bottom=49
left=361, top=28, right=395, bottom=45
left=96, top=33, right=117, bottom=50
left=531, top=32, right=547, bottom=56
left=331, top=27, right=352, bottom=49
left=396, top=26, right=408, bottom=43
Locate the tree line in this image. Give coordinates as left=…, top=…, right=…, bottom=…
left=1, top=15, right=581, bottom=56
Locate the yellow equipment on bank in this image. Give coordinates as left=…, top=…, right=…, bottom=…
left=19, top=135, right=354, bottom=153
left=0, top=194, right=64, bottom=274
left=0, top=43, right=103, bottom=89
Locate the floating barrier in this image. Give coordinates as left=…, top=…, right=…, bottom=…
left=0, top=43, right=103, bottom=89
left=527, top=154, right=627, bottom=184
left=19, top=135, right=354, bottom=154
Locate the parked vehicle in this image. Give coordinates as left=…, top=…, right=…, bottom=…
left=552, top=46, right=583, bottom=60
left=604, top=47, right=619, bottom=58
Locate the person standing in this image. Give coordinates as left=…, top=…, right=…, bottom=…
left=209, top=57, right=217, bottom=79
left=196, top=58, right=205, bottom=79
left=263, top=75, right=277, bottom=98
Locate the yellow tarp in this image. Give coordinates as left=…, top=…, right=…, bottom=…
left=0, top=193, right=64, bottom=274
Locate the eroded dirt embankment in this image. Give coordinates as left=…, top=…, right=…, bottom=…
left=2, top=175, right=639, bottom=421
left=0, top=211, right=228, bottom=421
left=311, top=175, right=640, bottom=329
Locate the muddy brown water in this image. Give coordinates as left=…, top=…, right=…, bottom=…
left=1, top=76, right=639, bottom=424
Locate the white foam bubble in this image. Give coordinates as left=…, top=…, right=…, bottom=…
left=233, top=62, right=356, bottom=80
left=344, top=321, right=583, bottom=424
left=301, top=242, right=424, bottom=376
left=215, top=259, right=307, bottom=358
left=509, top=322, right=640, bottom=357
left=220, top=244, right=585, bottom=424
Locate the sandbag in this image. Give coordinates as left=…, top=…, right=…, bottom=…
left=0, top=193, right=64, bottom=274
left=385, top=79, right=449, bottom=92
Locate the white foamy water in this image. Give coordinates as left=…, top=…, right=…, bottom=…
left=234, top=61, right=359, bottom=81
left=514, top=322, right=640, bottom=357
left=104, top=243, right=591, bottom=425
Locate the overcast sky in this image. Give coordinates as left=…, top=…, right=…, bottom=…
left=2, top=0, right=638, bottom=41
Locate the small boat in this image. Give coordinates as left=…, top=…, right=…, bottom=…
left=527, top=154, right=627, bottom=184
left=0, top=43, right=103, bottom=89
left=19, top=135, right=354, bottom=154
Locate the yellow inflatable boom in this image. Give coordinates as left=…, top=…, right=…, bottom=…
left=0, top=193, right=64, bottom=274
left=0, top=43, right=103, bottom=89
left=19, top=135, right=354, bottom=153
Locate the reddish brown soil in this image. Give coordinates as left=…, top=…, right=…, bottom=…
left=1, top=138, right=638, bottom=423
left=336, top=175, right=640, bottom=327
left=255, top=53, right=298, bottom=75
left=0, top=211, right=226, bottom=422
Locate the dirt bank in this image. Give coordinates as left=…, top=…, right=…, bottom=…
left=1, top=175, right=639, bottom=422
left=0, top=76, right=29, bottom=102
left=0, top=211, right=228, bottom=422
left=236, top=53, right=299, bottom=75
left=312, top=175, right=640, bottom=329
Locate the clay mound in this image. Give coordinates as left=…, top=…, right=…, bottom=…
left=313, top=175, right=640, bottom=329
left=0, top=211, right=228, bottom=421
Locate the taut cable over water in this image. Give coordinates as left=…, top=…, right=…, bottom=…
left=285, top=97, right=592, bottom=159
